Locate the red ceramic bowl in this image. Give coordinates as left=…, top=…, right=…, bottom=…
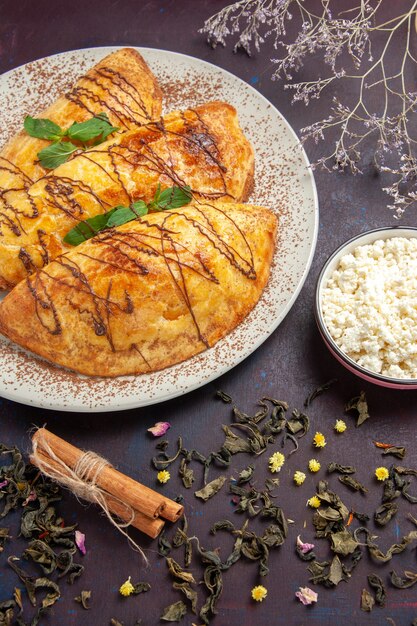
left=315, top=226, right=417, bottom=389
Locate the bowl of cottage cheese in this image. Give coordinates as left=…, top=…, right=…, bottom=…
left=315, top=227, right=417, bottom=388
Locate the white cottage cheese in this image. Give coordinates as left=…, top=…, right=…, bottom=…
left=322, top=236, right=417, bottom=379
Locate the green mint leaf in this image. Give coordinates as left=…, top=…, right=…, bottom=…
left=155, top=185, right=192, bottom=210
left=66, top=113, right=118, bottom=143
left=63, top=208, right=119, bottom=246
left=37, top=141, right=79, bottom=169
left=107, top=201, right=148, bottom=227
left=24, top=116, right=63, bottom=141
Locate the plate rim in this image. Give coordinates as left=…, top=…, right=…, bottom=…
left=0, top=46, right=319, bottom=412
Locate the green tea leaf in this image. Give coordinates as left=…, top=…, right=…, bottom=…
left=161, top=600, right=187, bottom=622
left=38, top=141, right=78, bottom=169
left=66, top=113, right=118, bottom=143
left=367, top=574, right=386, bottom=606
left=24, top=116, right=63, bottom=140
left=195, top=476, right=227, bottom=502
left=390, top=569, right=417, bottom=589
left=74, top=590, right=91, bottom=609
left=345, top=390, right=370, bottom=427
left=360, top=588, right=375, bottom=612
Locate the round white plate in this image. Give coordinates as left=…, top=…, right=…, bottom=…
left=0, top=47, right=318, bottom=412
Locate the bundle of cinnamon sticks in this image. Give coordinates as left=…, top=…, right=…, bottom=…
left=31, top=428, right=183, bottom=539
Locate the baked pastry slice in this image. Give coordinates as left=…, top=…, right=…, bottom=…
left=0, top=101, right=254, bottom=287
left=0, top=47, right=162, bottom=192
left=0, top=201, right=277, bottom=377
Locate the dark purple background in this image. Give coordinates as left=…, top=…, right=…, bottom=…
left=1, top=1, right=417, bottom=625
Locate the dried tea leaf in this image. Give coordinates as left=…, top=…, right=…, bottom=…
left=0, top=527, right=9, bottom=552
left=13, top=588, right=22, bottom=614
left=216, top=390, right=232, bottom=403
left=354, top=527, right=417, bottom=563
left=281, top=433, right=299, bottom=455
left=195, top=477, right=227, bottom=502
left=0, top=600, right=15, bottom=626
left=361, top=588, right=375, bottom=612
left=338, top=475, right=368, bottom=494
left=236, top=464, right=254, bottom=485
left=327, top=463, right=356, bottom=474
left=353, top=511, right=370, bottom=523
left=304, top=379, right=337, bottom=406
left=374, top=502, right=398, bottom=526
left=156, top=440, right=169, bottom=451
left=286, top=409, right=310, bottom=437
left=173, top=582, right=198, bottom=614
left=367, top=574, right=386, bottom=606
left=166, top=557, right=196, bottom=584
left=264, top=477, right=280, bottom=491
left=158, top=530, right=172, bottom=557
left=390, top=569, right=417, bottom=589
left=308, top=555, right=346, bottom=587
left=110, top=619, right=124, bottom=626
left=199, top=566, right=223, bottom=625
left=161, top=601, right=187, bottom=622
left=382, top=446, right=406, bottom=459
left=221, top=426, right=251, bottom=455
left=330, top=530, right=359, bottom=556
left=345, top=390, right=370, bottom=426
left=74, top=590, right=91, bottom=609
left=179, top=459, right=195, bottom=489
left=133, top=582, right=151, bottom=595
left=152, top=437, right=183, bottom=470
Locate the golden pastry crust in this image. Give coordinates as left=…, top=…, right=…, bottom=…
left=0, top=102, right=254, bottom=287
left=0, top=201, right=277, bottom=377
left=0, top=48, right=163, bottom=184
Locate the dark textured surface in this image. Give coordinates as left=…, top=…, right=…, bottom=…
left=1, top=1, right=417, bottom=625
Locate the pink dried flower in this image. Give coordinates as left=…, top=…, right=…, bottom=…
left=147, top=422, right=171, bottom=437
left=75, top=530, right=86, bottom=555
left=295, top=586, right=318, bottom=605
left=296, top=535, right=315, bottom=554
left=0, top=480, right=8, bottom=489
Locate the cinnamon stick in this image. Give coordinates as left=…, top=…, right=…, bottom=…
left=30, top=449, right=165, bottom=539
left=32, top=428, right=165, bottom=519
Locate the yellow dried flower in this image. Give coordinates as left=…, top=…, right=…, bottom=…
left=307, top=495, right=321, bottom=508
left=334, top=419, right=347, bottom=433
left=268, top=451, right=285, bottom=473
left=119, top=576, right=134, bottom=597
left=375, top=466, right=389, bottom=481
left=157, top=470, right=171, bottom=484
left=308, top=459, right=321, bottom=473
left=313, top=432, right=326, bottom=448
left=251, top=585, right=267, bottom=602
left=294, top=471, right=306, bottom=486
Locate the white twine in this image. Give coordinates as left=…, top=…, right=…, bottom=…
left=31, top=432, right=148, bottom=564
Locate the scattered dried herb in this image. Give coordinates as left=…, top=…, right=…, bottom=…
left=390, top=569, right=417, bottom=589
left=173, top=582, right=198, bottom=614
left=179, top=459, right=195, bottom=489
left=216, top=390, right=232, bottom=403
left=330, top=530, right=359, bottom=556
left=236, top=464, right=254, bottom=485
left=374, top=503, right=398, bottom=526
left=373, top=441, right=406, bottom=459
left=354, top=527, right=417, bottom=563
left=338, top=475, right=368, bottom=494
left=367, top=574, right=386, bottom=606
left=158, top=530, right=173, bottom=557
left=161, top=601, right=188, bottom=622
left=361, top=588, right=375, bottom=612
left=345, top=391, right=370, bottom=427
left=304, top=379, right=337, bottom=407
left=0, top=526, right=10, bottom=551
left=327, top=463, right=356, bottom=475
left=74, top=590, right=91, bottom=610
left=195, top=477, right=227, bottom=502
left=166, top=557, right=196, bottom=585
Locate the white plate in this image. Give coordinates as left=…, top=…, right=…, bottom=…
left=0, top=47, right=318, bottom=412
